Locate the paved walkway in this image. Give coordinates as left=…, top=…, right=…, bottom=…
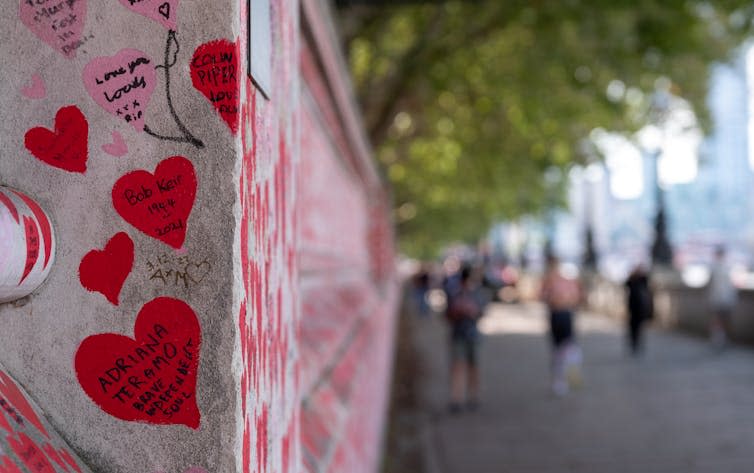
left=412, top=302, right=754, bottom=473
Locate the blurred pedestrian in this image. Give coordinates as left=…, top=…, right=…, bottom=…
left=411, top=265, right=431, bottom=317
left=540, top=256, right=582, bottom=396
left=444, top=265, right=484, bottom=412
left=442, top=256, right=462, bottom=297
left=707, top=246, right=737, bottom=349
left=624, top=265, right=653, bottom=355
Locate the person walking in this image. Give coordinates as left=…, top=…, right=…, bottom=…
left=444, top=265, right=484, bottom=412
left=411, top=265, right=432, bottom=317
left=625, top=265, right=653, bottom=355
left=707, top=246, right=737, bottom=349
left=540, top=256, right=582, bottom=396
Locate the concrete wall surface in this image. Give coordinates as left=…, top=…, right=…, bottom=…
left=0, top=1, right=398, bottom=472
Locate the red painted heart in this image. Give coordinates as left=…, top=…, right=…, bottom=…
left=24, top=105, right=88, bottom=174
left=112, top=156, right=196, bottom=249
left=190, top=39, right=240, bottom=134
left=79, top=232, right=134, bottom=305
left=75, top=297, right=201, bottom=429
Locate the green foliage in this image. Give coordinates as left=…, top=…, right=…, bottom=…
left=337, top=1, right=754, bottom=258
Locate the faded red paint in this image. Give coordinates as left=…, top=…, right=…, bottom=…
left=0, top=371, right=49, bottom=438
left=12, top=191, right=53, bottom=269
left=0, top=191, right=19, bottom=224
left=236, top=0, right=299, bottom=471
left=0, top=370, right=50, bottom=438
left=6, top=432, right=56, bottom=473
left=19, top=216, right=40, bottom=285
left=233, top=0, right=396, bottom=472
left=57, top=448, right=82, bottom=473
left=0, top=409, right=11, bottom=435
left=296, top=1, right=399, bottom=472
left=42, top=443, right=67, bottom=472
left=0, top=455, right=23, bottom=473
left=0, top=370, right=89, bottom=473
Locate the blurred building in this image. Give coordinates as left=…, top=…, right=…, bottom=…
left=585, top=43, right=754, bottom=276
left=667, top=46, right=753, bottom=265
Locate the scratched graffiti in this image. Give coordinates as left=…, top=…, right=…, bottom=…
left=145, top=253, right=211, bottom=289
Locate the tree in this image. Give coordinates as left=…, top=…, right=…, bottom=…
left=337, top=1, right=754, bottom=257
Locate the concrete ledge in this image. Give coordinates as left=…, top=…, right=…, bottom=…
left=587, top=272, right=754, bottom=344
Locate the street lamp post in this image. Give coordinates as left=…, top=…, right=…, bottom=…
left=582, top=173, right=598, bottom=270
left=642, top=88, right=674, bottom=268
left=650, top=149, right=673, bottom=266
left=579, top=139, right=599, bottom=271
left=584, top=224, right=598, bottom=269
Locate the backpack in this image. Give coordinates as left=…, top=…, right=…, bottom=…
left=446, top=288, right=481, bottom=322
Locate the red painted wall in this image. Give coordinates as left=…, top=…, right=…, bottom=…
left=297, top=2, right=398, bottom=473
left=237, top=0, right=300, bottom=472
left=237, top=1, right=397, bottom=472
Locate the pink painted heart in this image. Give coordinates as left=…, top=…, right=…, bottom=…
left=102, top=131, right=128, bottom=157
left=82, top=49, right=156, bottom=131
left=20, top=0, right=87, bottom=59
left=20, top=74, right=46, bottom=100
left=118, top=0, right=178, bottom=30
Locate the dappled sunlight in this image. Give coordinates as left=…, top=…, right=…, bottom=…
left=478, top=303, right=546, bottom=335
left=478, top=303, right=621, bottom=336
left=577, top=311, right=623, bottom=334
